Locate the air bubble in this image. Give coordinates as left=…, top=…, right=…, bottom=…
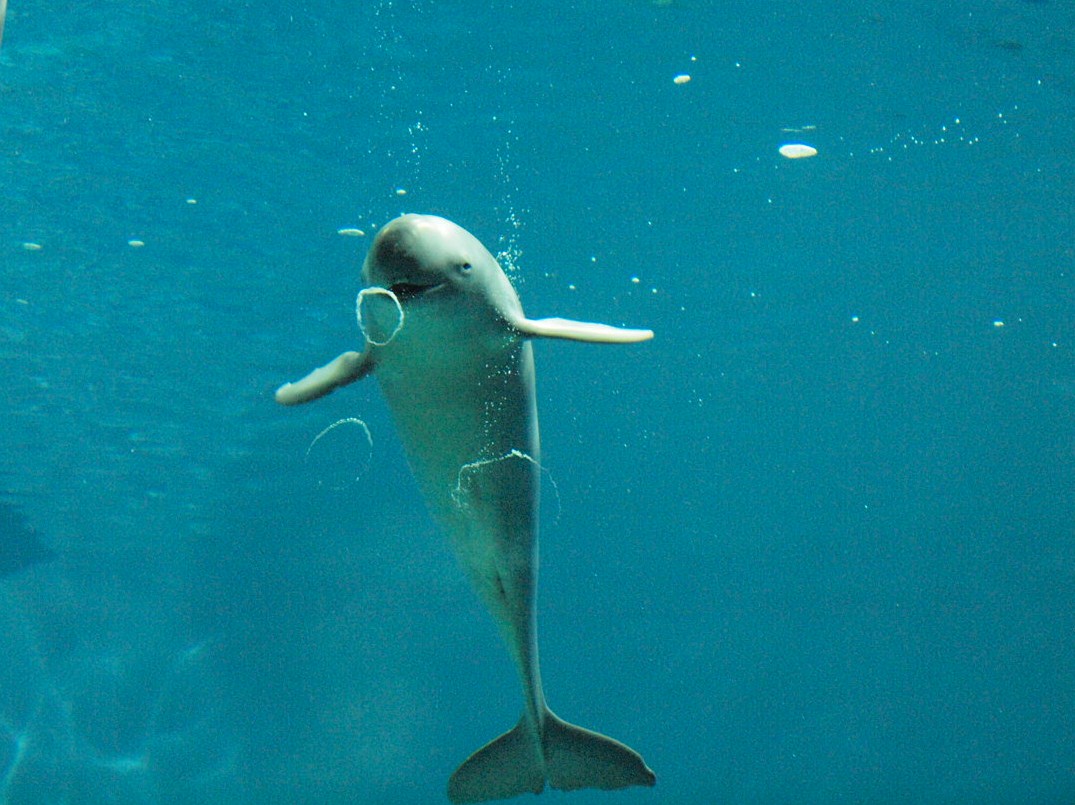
left=356, top=287, right=404, bottom=346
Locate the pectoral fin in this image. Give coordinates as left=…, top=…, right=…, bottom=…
left=274, top=350, right=373, bottom=406
left=514, top=317, right=653, bottom=344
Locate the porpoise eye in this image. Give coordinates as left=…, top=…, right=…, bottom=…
left=459, top=262, right=473, bottom=274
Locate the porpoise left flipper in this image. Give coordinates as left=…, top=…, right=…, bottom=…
left=513, top=317, right=654, bottom=344
left=275, top=350, right=373, bottom=406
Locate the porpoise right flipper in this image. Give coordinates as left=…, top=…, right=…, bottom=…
left=275, top=350, right=373, bottom=406
left=513, top=317, right=654, bottom=344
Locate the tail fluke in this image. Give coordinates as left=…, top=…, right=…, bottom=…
left=448, top=717, right=543, bottom=804
left=542, top=711, right=655, bottom=793
left=447, top=710, right=655, bottom=803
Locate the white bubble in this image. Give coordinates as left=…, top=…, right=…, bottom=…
left=779, top=143, right=818, bottom=159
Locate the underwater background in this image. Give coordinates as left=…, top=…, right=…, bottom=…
left=1, top=0, right=1073, bottom=802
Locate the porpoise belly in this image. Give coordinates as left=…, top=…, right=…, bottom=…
left=375, top=334, right=542, bottom=666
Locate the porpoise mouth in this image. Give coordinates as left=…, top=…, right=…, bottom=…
left=389, top=281, right=446, bottom=302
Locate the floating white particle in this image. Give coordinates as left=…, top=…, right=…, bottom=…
left=186, top=198, right=198, bottom=205
left=337, top=228, right=366, bottom=237
left=779, top=143, right=818, bottom=159
left=851, top=315, right=860, bottom=323
left=631, top=277, right=640, bottom=284
left=993, top=320, right=1005, bottom=328
left=673, top=74, right=691, bottom=85
left=127, top=239, right=145, bottom=248
left=22, top=242, right=42, bottom=251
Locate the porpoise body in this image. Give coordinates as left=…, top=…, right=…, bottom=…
left=276, top=214, right=655, bottom=802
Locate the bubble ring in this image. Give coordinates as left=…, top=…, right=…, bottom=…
left=356, top=287, right=404, bottom=346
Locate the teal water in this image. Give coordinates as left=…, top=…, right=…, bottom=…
left=1, top=1, right=1073, bottom=803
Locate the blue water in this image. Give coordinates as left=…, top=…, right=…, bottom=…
left=2, top=1, right=1073, bottom=803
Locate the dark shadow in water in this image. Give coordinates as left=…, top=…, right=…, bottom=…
left=0, top=498, right=55, bottom=578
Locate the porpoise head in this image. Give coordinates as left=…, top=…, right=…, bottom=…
left=361, top=214, right=522, bottom=319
